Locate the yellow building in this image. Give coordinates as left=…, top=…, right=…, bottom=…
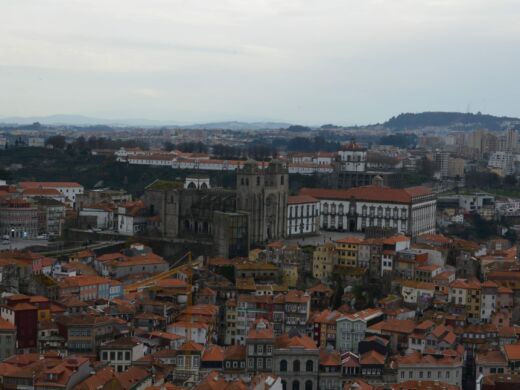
left=335, top=236, right=363, bottom=267
left=281, top=263, right=299, bottom=288
left=313, top=243, right=337, bottom=281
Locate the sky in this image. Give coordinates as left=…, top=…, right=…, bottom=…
left=0, top=0, right=519, bottom=125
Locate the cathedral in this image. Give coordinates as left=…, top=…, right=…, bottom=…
left=236, top=159, right=289, bottom=245
left=143, top=159, right=289, bottom=257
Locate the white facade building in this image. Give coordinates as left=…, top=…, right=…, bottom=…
left=19, top=181, right=84, bottom=208
left=300, top=181, right=436, bottom=238
left=287, top=195, right=320, bottom=237
left=337, top=142, right=367, bottom=172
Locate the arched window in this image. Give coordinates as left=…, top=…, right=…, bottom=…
left=187, top=182, right=196, bottom=189
left=293, top=360, right=300, bottom=372
left=292, top=380, right=300, bottom=390
left=331, top=203, right=336, bottom=214
left=306, top=360, right=314, bottom=372
left=201, top=183, right=208, bottom=189
left=280, top=360, right=287, bottom=372
left=323, top=203, right=329, bottom=214
left=338, top=204, right=344, bottom=214
left=377, top=206, right=383, bottom=217
left=305, top=380, right=313, bottom=390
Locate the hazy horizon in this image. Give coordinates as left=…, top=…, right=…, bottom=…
left=1, top=0, right=519, bottom=125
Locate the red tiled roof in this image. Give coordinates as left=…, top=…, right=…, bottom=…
left=202, top=345, right=225, bottom=362
left=275, top=334, right=317, bottom=350
left=288, top=195, right=318, bottom=205
left=19, top=181, right=83, bottom=188
left=300, top=185, right=432, bottom=204
left=360, top=351, right=385, bottom=365
left=504, top=343, right=520, bottom=361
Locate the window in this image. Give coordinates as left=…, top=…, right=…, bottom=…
left=280, top=360, right=287, bottom=372
left=257, top=358, right=263, bottom=369
left=401, top=371, right=405, bottom=379
left=258, top=345, right=263, bottom=354
left=266, top=358, right=272, bottom=369
left=102, top=352, right=108, bottom=360
left=306, top=360, right=314, bottom=372
left=293, top=360, right=301, bottom=372
left=110, top=351, right=115, bottom=360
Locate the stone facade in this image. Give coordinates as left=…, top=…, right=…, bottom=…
left=236, top=160, right=289, bottom=246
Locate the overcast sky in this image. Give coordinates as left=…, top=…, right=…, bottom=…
left=0, top=0, right=519, bottom=125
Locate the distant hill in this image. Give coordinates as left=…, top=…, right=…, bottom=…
left=0, top=115, right=292, bottom=130
left=182, top=121, right=292, bottom=130
left=385, top=112, right=520, bottom=131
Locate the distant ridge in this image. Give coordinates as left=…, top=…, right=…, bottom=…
left=0, top=115, right=292, bottom=130
left=385, top=111, right=520, bottom=131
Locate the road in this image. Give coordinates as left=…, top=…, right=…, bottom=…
left=0, top=239, right=49, bottom=250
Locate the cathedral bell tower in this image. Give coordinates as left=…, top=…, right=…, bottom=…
left=236, top=159, right=288, bottom=246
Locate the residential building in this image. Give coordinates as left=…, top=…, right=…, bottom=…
left=100, top=337, right=145, bottom=372
left=312, top=243, right=337, bottom=281
left=336, top=308, right=384, bottom=353
left=273, top=332, right=319, bottom=390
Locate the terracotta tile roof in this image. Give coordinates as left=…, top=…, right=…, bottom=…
left=396, top=352, right=462, bottom=367
left=224, top=344, right=246, bottom=361
left=383, top=235, right=410, bottom=245
left=307, top=283, right=333, bottom=294
left=0, top=317, right=15, bottom=330
left=202, top=345, right=225, bottom=362
left=58, top=275, right=111, bottom=288
left=475, top=350, right=507, bottom=365
left=417, top=233, right=452, bottom=244
left=300, top=185, right=432, bottom=204
left=288, top=195, right=318, bottom=205
left=149, top=331, right=184, bottom=341
left=388, top=380, right=459, bottom=390
left=22, top=188, right=62, bottom=196
left=360, top=350, right=385, bottom=365
left=178, top=341, right=204, bottom=352
left=343, top=379, right=373, bottom=390
left=312, top=309, right=343, bottom=325
left=115, top=366, right=150, bottom=390
left=504, top=343, right=520, bottom=361
left=320, top=349, right=341, bottom=366
left=336, top=236, right=364, bottom=244
left=432, top=271, right=455, bottom=281
left=339, top=308, right=383, bottom=322
left=341, top=351, right=360, bottom=368
left=275, top=333, right=317, bottom=350
left=19, top=181, right=83, bottom=188
left=368, top=318, right=416, bottom=335
left=193, top=371, right=249, bottom=390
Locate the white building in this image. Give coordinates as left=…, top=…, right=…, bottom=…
left=300, top=180, right=436, bottom=238
left=167, top=321, right=208, bottom=344
left=19, top=181, right=84, bottom=208
left=396, top=352, right=463, bottom=387
left=79, top=205, right=115, bottom=230
left=336, top=308, right=384, bottom=353
left=100, top=337, right=145, bottom=372
left=337, top=141, right=367, bottom=172
left=287, top=195, right=320, bottom=237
